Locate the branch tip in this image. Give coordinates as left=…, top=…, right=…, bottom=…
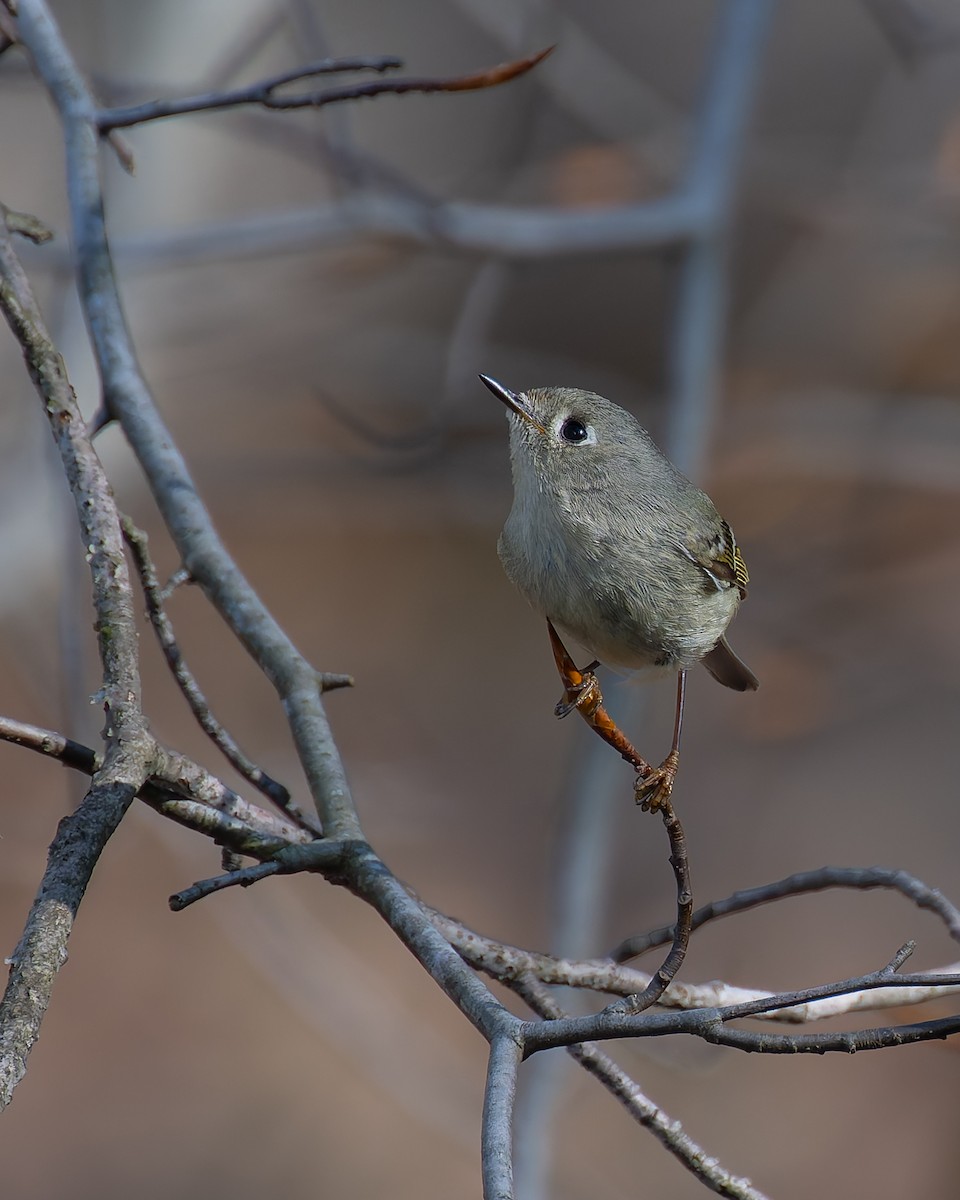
left=886, top=940, right=916, bottom=974
left=1, top=204, right=54, bottom=244
left=105, top=129, right=136, bottom=174
left=95, top=46, right=556, bottom=132
left=169, top=859, right=281, bottom=911
left=317, top=670, right=355, bottom=693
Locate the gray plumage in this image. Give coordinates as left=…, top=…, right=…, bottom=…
left=483, top=378, right=757, bottom=692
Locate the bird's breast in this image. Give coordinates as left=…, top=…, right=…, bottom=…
left=498, top=497, right=741, bottom=672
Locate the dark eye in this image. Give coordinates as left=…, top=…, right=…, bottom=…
left=560, top=417, right=589, bottom=444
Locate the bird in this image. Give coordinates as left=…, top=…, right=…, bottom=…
left=480, top=373, right=757, bottom=808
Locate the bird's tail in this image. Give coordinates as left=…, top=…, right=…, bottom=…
left=702, top=637, right=759, bottom=692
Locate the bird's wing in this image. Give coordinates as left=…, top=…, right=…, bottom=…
left=678, top=519, right=749, bottom=599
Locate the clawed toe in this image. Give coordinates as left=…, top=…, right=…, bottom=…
left=545, top=620, right=657, bottom=774
left=634, top=750, right=680, bottom=813
left=554, top=665, right=601, bottom=719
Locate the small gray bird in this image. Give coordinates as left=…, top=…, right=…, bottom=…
left=480, top=374, right=756, bottom=804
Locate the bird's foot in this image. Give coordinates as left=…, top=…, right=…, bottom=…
left=554, top=662, right=602, bottom=719
left=634, top=750, right=680, bottom=814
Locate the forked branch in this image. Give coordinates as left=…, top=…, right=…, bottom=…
left=95, top=48, right=553, bottom=131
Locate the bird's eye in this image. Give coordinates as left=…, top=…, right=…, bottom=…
left=559, top=417, right=589, bottom=444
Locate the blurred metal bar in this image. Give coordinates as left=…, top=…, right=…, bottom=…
left=668, top=0, right=778, bottom=472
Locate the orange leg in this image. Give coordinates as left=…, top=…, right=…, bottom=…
left=547, top=620, right=654, bottom=773
left=547, top=621, right=685, bottom=813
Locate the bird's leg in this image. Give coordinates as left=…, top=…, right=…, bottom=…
left=634, top=669, right=686, bottom=813
left=546, top=621, right=656, bottom=775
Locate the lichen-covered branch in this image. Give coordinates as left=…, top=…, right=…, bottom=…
left=0, top=211, right=155, bottom=1111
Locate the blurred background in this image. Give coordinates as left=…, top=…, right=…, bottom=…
left=2, top=1, right=960, bottom=1196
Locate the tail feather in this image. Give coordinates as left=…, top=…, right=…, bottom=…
left=702, top=637, right=759, bottom=692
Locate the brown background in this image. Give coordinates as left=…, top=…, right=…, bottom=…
left=2, top=2, right=960, bottom=1197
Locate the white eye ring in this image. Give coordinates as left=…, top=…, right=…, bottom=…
left=555, top=416, right=597, bottom=446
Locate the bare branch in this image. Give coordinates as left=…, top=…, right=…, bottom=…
left=345, top=847, right=519, bottom=1044
left=0, top=714, right=100, bottom=776
left=516, top=976, right=769, bottom=1200
left=702, top=1014, right=960, bottom=1055
left=95, top=55, right=401, bottom=130
left=612, top=865, right=960, bottom=962
left=481, top=1034, right=522, bottom=1200
left=428, top=906, right=656, bottom=991
left=95, top=48, right=553, bottom=132
left=430, top=906, right=960, bottom=1022
left=151, top=797, right=299, bottom=858
left=0, top=208, right=154, bottom=1111
left=610, top=798, right=693, bottom=1015
left=169, top=860, right=284, bottom=911
left=0, top=715, right=311, bottom=853
left=120, top=515, right=320, bottom=834
left=17, top=0, right=358, bottom=840
left=654, top=964, right=960, bottom=1025
left=0, top=203, right=54, bottom=243
left=523, top=959, right=960, bottom=1056
left=158, top=566, right=191, bottom=603
left=84, top=403, right=114, bottom=439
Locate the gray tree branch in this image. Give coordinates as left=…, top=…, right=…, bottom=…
left=0, top=211, right=155, bottom=1111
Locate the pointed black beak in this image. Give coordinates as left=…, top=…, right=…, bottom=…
left=479, top=374, right=545, bottom=432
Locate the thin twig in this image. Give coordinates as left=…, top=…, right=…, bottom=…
left=169, top=836, right=366, bottom=910
left=170, top=860, right=283, bottom=910
left=522, top=957, right=960, bottom=1055
left=158, top=566, right=191, bottom=603
left=285, top=0, right=385, bottom=193
left=612, top=865, right=960, bottom=962
left=84, top=403, right=114, bottom=439
left=95, top=55, right=402, bottom=130
left=701, top=1014, right=960, bottom=1054
left=0, top=203, right=54, bottom=243
left=103, top=129, right=135, bottom=174
left=316, top=671, right=355, bottom=692
left=609, top=798, right=693, bottom=1015
left=121, top=515, right=322, bottom=834
left=96, top=48, right=553, bottom=132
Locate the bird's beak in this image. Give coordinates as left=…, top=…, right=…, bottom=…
left=479, top=374, right=546, bottom=433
